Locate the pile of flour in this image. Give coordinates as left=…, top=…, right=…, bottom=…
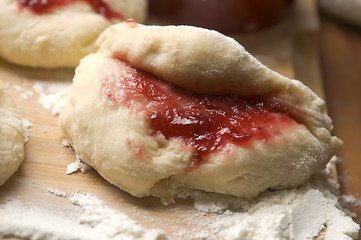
left=0, top=190, right=168, bottom=240
left=175, top=184, right=358, bottom=240
left=172, top=159, right=359, bottom=239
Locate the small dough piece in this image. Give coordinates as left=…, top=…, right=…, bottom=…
left=59, top=22, right=342, bottom=203
left=0, top=0, right=147, bottom=68
left=318, top=0, right=361, bottom=27
left=0, top=83, right=26, bottom=185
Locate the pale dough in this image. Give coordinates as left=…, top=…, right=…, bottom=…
left=0, top=0, right=147, bottom=68
left=59, top=22, right=342, bottom=203
left=0, top=83, right=26, bottom=186
left=319, top=0, right=361, bottom=26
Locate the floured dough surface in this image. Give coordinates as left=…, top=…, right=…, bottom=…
left=59, top=22, right=342, bottom=204
left=0, top=84, right=26, bottom=185
left=0, top=0, right=147, bottom=68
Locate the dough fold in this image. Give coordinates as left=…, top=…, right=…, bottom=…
left=60, top=22, right=342, bottom=203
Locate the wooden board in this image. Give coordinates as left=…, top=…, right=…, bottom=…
left=1, top=0, right=352, bottom=239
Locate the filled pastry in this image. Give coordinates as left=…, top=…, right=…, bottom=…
left=59, top=21, right=342, bottom=204
left=0, top=0, right=147, bottom=68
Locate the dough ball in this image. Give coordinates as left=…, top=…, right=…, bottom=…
left=59, top=22, right=342, bottom=203
left=0, top=0, right=147, bottom=68
left=0, top=84, right=26, bottom=185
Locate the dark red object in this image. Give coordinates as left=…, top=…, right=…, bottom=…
left=101, top=60, right=298, bottom=169
left=149, top=0, right=294, bottom=33
left=17, top=0, right=124, bottom=20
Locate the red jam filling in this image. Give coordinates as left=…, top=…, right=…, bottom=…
left=17, top=0, right=124, bottom=20
left=100, top=59, right=298, bottom=169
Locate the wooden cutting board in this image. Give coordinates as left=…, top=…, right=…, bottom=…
left=0, top=0, right=343, bottom=239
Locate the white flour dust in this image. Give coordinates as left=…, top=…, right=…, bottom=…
left=66, top=158, right=92, bottom=175
left=32, top=81, right=72, bottom=115
left=172, top=159, right=359, bottom=240
left=11, top=81, right=71, bottom=115
left=13, top=84, right=34, bottom=100
left=0, top=191, right=168, bottom=240
left=22, top=118, right=32, bottom=143
left=341, top=194, right=361, bottom=208
left=69, top=193, right=168, bottom=240
left=62, top=139, right=93, bottom=175
left=0, top=160, right=359, bottom=240
left=175, top=185, right=359, bottom=240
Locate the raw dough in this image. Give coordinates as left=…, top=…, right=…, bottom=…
left=318, top=0, right=361, bottom=27
left=0, top=83, right=26, bottom=185
left=0, top=0, right=147, bottom=68
left=59, top=22, right=342, bottom=204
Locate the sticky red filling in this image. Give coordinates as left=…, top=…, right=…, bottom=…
left=100, top=59, right=299, bottom=169
left=17, top=0, right=124, bottom=20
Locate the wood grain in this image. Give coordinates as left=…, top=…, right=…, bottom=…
left=320, top=12, right=361, bottom=238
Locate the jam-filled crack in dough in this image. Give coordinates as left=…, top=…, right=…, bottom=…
left=0, top=84, right=26, bottom=186
left=0, top=0, right=147, bottom=68
left=59, top=22, right=342, bottom=204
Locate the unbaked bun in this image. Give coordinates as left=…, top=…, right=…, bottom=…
left=59, top=22, right=342, bottom=204
left=0, top=83, right=26, bottom=185
left=0, top=0, right=147, bottom=68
